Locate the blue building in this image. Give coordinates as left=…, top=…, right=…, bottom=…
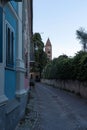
left=0, top=0, right=33, bottom=129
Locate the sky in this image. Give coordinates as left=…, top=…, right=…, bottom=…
left=33, top=0, right=87, bottom=59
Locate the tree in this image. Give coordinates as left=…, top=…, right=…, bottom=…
left=32, top=33, right=48, bottom=78
left=76, top=27, right=87, bottom=51
left=42, top=51, right=87, bottom=81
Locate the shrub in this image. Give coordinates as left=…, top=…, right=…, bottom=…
left=42, top=51, right=87, bottom=81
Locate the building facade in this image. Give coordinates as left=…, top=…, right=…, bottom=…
left=0, top=0, right=33, bottom=129
left=45, top=38, right=52, bottom=60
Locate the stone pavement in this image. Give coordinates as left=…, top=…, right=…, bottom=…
left=33, top=83, right=87, bottom=130
left=15, top=88, right=39, bottom=130
left=16, top=83, right=87, bottom=130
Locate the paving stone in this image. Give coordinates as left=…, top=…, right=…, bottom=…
left=16, top=83, right=87, bottom=130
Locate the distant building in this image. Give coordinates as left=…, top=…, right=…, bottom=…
left=45, top=38, right=52, bottom=60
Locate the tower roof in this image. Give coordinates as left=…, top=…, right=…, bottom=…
left=46, top=38, right=51, bottom=46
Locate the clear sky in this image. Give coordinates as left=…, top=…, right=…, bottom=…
left=33, top=0, right=87, bottom=59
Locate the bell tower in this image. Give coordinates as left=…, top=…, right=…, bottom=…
left=45, top=38, right=52, bottom=60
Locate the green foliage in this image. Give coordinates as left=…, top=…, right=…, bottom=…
left=32, top=33, right=48, bottom=77
left=72, top=51, right=87, bottom=80
left=42, top=62, right=52, bottom=79
left=76, top=52, right=87, bottom=81
left=32, top=33, right=44, bottom=50
left=42, top=52, right=87, bottom=81
left=76, top=27, right=87, bottom=51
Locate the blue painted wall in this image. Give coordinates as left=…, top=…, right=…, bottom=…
left=4, top=4, right=18, bottom=99
left=4, top=5, right=17, bottom=67
left=5, top=70, right=16, bottom=99
left=10, top=1, right=18, bottom=13
left=0, top=8, right=3, bottom=62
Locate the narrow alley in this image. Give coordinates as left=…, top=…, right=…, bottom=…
left=17, top=83, right=87, bottom=130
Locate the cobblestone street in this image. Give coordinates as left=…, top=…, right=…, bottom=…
left=16, top=83, right=87, bottom=130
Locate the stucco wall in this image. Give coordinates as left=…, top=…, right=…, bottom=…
left=4, top=4, right=17, bottom=99
left=10, top=1, right=18, bottom=13
left=6, top=94, right=28, bottom=130
left=42, top=79, right=87, bottom=98
left=0, top=94, right=28, bottom=130
left=0, top=7, right=3, bottom=62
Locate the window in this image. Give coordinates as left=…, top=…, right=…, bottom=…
left=48, top=51, right=50, bottom=54
left=6, top=23, right=14, bottom=68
